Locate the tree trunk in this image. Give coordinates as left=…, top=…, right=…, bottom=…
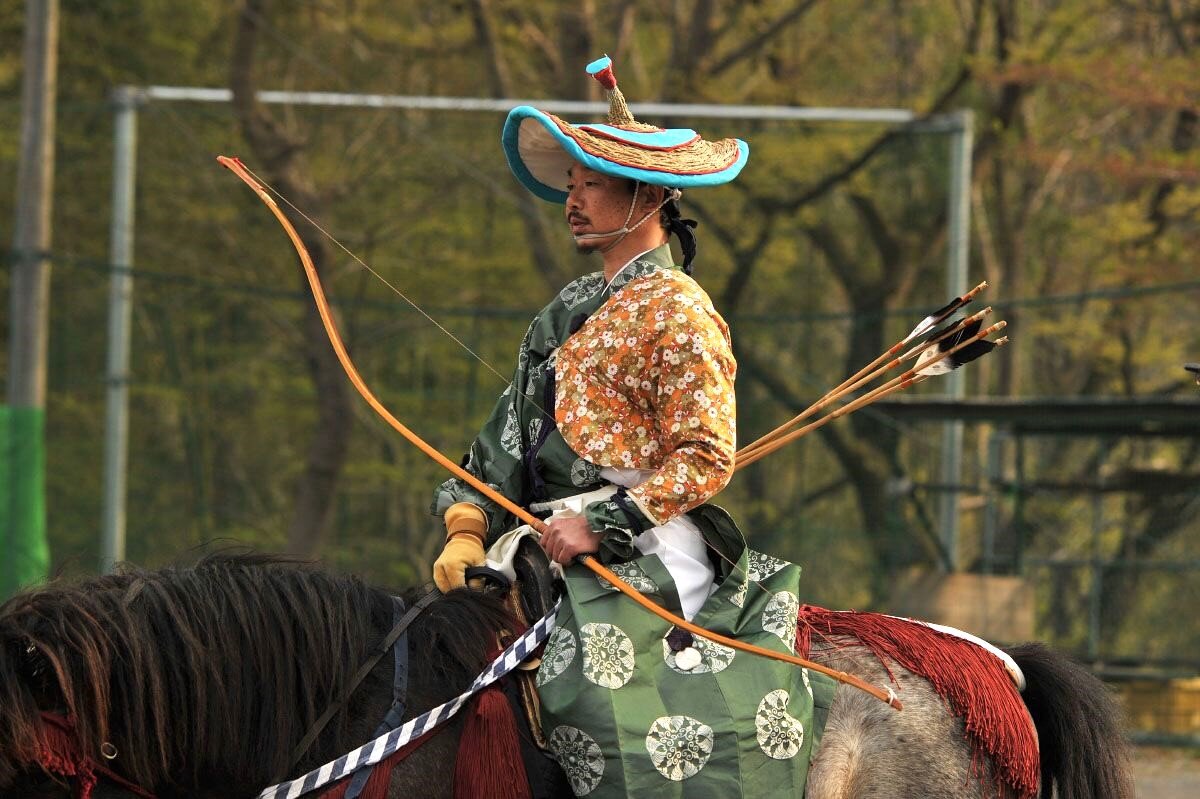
left=230, top=0, right=352, bottom=556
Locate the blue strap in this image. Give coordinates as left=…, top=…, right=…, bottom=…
left=344, top=596, right=412, bottom=799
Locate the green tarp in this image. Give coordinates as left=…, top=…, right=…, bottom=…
left=1, top=405, right=49, bottom=597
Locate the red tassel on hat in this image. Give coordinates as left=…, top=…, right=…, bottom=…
left=590, top=62, right=617, bottom=90
left=586, top=55, right=635, bottom=126
left=453, top=685, right=531, bottom=799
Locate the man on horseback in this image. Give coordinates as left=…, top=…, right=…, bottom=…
left=430, top=56, right=830, bottom=796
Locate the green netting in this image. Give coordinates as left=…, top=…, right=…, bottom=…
left=1, top=405, right=49, bottom=597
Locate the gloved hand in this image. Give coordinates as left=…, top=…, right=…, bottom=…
left=432, top=503, right=488, bottom=592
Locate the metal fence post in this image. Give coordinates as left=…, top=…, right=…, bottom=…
left=938, top=110, right=974, bottom=571
left=100, top=86, right=140, bottom=573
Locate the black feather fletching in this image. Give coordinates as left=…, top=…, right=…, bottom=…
left=916, top=317, right=993, bottom=375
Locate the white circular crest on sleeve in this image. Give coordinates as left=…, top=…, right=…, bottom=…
left=596, top=561, right=659, bottom=593
left=549, top=725, right=605, bottom=795
left=536, top=626, right=578, bottom=687
left=755, top=689, right=805, bottom=760
left=580, top=622, right=636, bottom=689
left=559, top=274, right=606, bottom=309
left=729, top=579, right=747, bottom=608
left=570, top=458, right=602, bottom=487
left=762, top=591, right=800, bottom=651
left=746, top=550, right=789, bottom=582
left=645, top=715, right=714, bottom=781
left=499, top=409, right=522, bottom=456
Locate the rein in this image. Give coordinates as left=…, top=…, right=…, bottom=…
left=282, top=587, right=441, bottom=781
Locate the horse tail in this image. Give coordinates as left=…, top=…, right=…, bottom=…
left=1006, top=642, right=1134, bottom=799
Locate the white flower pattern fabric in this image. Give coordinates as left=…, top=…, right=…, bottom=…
left=549, top=725, right=606, bottom=795
left=645, top=715, right=715, bottom=781
left=539, top=544, right=829, bottom=798
left=755, top=690, right=805, bottom=760
left=570, top=458, right=601, bottom=487
left=537, top=627, right=578, bottom=687
left=747, top=550, right=788, bottom=582
left=559, top=274, right=606, bottom=309
left=762, top=591, right=800, bottom=651
left=596, top=561, right=659, bottom=593
left=580, top=622, right=636, bottom=689
left=729, top=579, right=747, bottom=608
left=499, top=409, right=522, bottom=456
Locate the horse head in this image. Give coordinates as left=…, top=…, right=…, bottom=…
left=0, top=554, right=518, bottom=799
left=0, top=575, right=157, bottom=798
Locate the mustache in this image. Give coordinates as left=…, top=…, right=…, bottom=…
left=567, top=213, right=590, bottom=225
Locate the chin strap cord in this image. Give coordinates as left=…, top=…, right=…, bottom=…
left=573, top=182, right=684, bottom=254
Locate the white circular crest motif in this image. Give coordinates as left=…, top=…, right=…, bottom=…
left=536, top=627, right=578, bottom=687
left=747, top=550, right=789, bottom=582
left=596, top=561, right=659, bottom=593
left=645, top=715, right=714, bottom=781
left=729, top=579, right=747, bottom=609
left=559, top=274, right=606, bottom=309
left=580, top=623, right=636, bottom=689
left=499, top=409, right=522, bottom=456
left=549, top=725, right=605, bottom=795
left=570, top=458, right=602, bottom=487
left=762, top=591, right=800, bottom=651
left=755, top=689, right=804, bottom=760
left=662, top=636, right=735, bottom=675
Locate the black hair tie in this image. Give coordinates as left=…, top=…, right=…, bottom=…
left=663, top=197, right=699, bottom=274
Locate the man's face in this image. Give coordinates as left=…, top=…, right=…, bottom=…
left=564, top=164, right=637, bottom=252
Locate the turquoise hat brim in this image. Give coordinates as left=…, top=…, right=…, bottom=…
left=502, top=106, right=750, bottom=204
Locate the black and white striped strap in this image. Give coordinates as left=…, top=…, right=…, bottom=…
left=256, top=600, right=561, bottom=799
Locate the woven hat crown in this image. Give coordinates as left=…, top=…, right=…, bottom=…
left=501, top=55, right=750, bottom=203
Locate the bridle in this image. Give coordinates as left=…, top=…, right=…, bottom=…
left=32, top=712, right=157, bottom=799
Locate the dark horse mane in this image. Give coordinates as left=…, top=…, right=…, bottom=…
left=0, top=553, right=513, bottom=795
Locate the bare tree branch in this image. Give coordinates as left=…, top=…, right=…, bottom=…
left=707, top=0, right=822, bottom=77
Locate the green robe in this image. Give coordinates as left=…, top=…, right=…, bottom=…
left=432, top=246, right=832, bottom=796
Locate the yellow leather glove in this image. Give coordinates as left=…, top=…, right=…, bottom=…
left=432, top=503, right=488, bottom=593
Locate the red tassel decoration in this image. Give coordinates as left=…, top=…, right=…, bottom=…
left=34, top=716, right=99, bottom=799
left=318, top=728, right=445, bottom=799
left=453, top=685, right=531, bottom=799
left=796, top=605, right=1039, bottom=799
left=589, top=62, right=617, bottom=90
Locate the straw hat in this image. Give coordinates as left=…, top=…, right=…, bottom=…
left=502, top=55, right=749, bottom=203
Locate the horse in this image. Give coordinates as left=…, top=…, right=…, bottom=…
left=0, top=554, right=1134, bottom=799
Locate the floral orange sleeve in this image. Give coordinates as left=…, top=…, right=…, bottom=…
left=626, top=296, right=737, bottom=525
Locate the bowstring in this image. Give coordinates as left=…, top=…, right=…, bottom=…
left=238, top=162, right=516, bottom=390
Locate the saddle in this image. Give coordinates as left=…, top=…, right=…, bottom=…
left=466, top=537, right=566, bottom=799
left=466, top=534, right=559, bottom=633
